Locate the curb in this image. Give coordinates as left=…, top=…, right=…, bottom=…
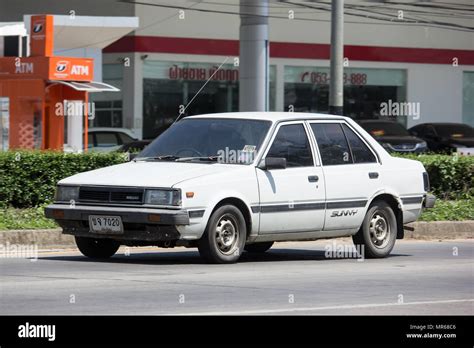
left=0, top=221, right=472, bottom=249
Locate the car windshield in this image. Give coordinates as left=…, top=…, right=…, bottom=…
left=136, top=118, right=272, bottom=164
left=361, top=122, right=410, bottom=137
left=434, top=124, right=474, bottom=138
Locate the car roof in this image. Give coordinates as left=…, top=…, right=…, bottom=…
left=413, top=123, right=471, bottom=127
left=88, top=128, right=137, bottom=138
left=185, top=112, right=348, bottom=122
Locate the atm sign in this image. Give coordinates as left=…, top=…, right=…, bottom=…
left=49, top=57, right=93, bottom=81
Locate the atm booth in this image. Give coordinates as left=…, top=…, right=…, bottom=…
left=0, top=14, right=119, bottom=152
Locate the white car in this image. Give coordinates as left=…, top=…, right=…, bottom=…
left=46, top=112, right=435, bottom=263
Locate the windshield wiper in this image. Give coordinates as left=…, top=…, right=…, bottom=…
left=176, top=156, right=219, bottom=163
left=135, top=155, right=181, bottom=162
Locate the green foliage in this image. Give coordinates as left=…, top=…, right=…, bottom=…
left=0, top=206, right=58, bottom=230
left=394, top=153, right=474, bottom=199
left=419, top=198, right=474, bottom=221
left=0, top=151, right=128, bottom=208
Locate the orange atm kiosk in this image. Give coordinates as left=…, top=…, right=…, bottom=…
left=0, top=15, right=116, bottom=151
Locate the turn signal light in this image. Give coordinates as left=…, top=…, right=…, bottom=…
left=52, top=210, right=65, bottom=219
left=186, top=192, right=195, bottom=198
left=148, top=214, right=161, bottom=222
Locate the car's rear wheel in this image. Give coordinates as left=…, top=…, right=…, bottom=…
left=198, top=205, right=246, bottom=264
left=75, top=236, right=120, bottom=259
left=244, top=242, right=274, bottom=253
left=352, top=201, right=397, bottom=258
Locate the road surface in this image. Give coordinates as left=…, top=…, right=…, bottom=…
left=0, top=239, right=472, bottom=315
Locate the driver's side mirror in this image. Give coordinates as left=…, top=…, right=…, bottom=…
left=258, top=157, right=287, bottom=170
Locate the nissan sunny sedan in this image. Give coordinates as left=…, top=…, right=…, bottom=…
left=46, top=112, right=435, bottom=263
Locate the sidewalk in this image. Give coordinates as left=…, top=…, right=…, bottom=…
left=0, top=221, right=472, bottom=249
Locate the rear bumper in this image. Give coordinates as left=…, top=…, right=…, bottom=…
left=423, top=194, right=436, bottom=209
left=44, top=203, right=190, bottom=242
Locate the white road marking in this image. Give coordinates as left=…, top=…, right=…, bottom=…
left=168, top=299, right=474, bottom=316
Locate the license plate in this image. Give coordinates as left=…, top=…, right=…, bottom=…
left=89, top=215, right=123, bottom=234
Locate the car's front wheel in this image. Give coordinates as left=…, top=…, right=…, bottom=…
left=198, top=205, right=247, bottom=264
left=352, top=200, right=397, bottom=258
left=75, top=237, right=120, bottom=259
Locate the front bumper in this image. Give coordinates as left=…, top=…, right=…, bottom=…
left=45, top=204, right=190, bottom=242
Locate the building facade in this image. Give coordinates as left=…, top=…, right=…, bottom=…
left=1, top=0, right=473, bottom=139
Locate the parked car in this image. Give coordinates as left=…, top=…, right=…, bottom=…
left=87, top=127, right=138, bottom=152
left=409, top=123, right=474, bottom=153
left=46, top=112, right=435, bottom=264
left=116, top=139, right=152, bottom=153
left=358, top=120, right=427, bottom=153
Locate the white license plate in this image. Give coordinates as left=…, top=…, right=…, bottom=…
left=89, top=215, right=123, bottom=234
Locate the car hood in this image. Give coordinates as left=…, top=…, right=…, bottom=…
left=58, top=161, right=241, bottom=188
left=375, top=135, right=423, bottom=145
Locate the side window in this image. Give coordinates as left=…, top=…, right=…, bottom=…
left=95, top=132, right=119, bottom=147
left=118, top=132, right=134, bottom=145
left=342, top=124, right=377, bottom=163
left=310, top=123, right=352, bottom=165
left=266, top=124, right=314, bottom=167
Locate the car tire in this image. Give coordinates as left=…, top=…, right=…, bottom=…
left=75, top=236, right=120, bottom=259
left=198, top=205, right=247, bottom=264
left=352, top=200, right=397, bottom=258
left=244, top=242, right=274, bottom=253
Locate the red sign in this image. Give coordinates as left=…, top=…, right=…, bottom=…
left=169, top=65, right=239, bottom=82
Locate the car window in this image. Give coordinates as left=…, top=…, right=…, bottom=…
left=266, top=124, right=314, bottom=168
left=118, top=133, right=134, bottom=144
left=311, top=123, right=352, bottom=166
left=342, top=124, right=377, bottom=163
left=95, top=132, right=119, bottom=147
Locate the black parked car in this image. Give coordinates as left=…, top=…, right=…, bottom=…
left=409, top=123, right=474, bottom=153
left=358, top=120, right=428, bottom=153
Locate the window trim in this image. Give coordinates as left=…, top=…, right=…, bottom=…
left=260, top=121, right=316, bottom=169
left=307, top=120, right=380, bottom=166
left=341, top=123, right=378, bottom=164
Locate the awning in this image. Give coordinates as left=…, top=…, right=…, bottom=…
left=50, top=81, right=120, bottom=92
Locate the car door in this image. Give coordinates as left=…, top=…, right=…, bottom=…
left=256, top=121, right=326, bottom=234
left=309, top=121, right=381, bottom=230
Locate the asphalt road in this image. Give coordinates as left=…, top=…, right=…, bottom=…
left=0, top=239, right=472, bottom=315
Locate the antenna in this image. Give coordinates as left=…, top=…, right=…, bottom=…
left=172, top=56, right=230, bottom=125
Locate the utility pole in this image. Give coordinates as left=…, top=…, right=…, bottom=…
left=239, top=0, right=269, bottom=111
left=329, top=0, right=344, bottom=115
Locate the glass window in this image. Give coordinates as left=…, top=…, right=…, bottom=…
left=138, top=118, right=271, bottom=165
left=94, top=132, right=119, bottom=147
left=284, top=66, right=407, bottom=125
left=311, top=123, right=352, bottom=166
left=267, top=124, right=313, bottom=168
left=463, top=72, right=474, bottom=127
left=142, top=61, right=276, bottom=139
left=87, top=133, right=94, bottom=148
left=118, top=132, right=134, bottom=144
left=342, top=124, right=376, bottom=163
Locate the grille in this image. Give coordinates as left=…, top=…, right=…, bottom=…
left=79, top=187, right=144, bottom=204
left=392, top=144, right=416, bottom=151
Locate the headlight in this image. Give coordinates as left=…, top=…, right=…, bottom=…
left=415, top=141, right=427, bottom=149
left=55, top=186, right=79, bottom=202
left=144, top=189, right=181, bottom=206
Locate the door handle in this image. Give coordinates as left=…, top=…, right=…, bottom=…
left=369, top=172, right=379, bottom=179
left=308, top=175, right=319, bottom=182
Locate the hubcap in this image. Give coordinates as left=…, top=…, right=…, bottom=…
left=369, top=212, right=391, bottom=249
left=215, top=215, right=239, bottom=255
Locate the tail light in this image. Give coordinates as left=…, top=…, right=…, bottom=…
left=422, top=172, right=430, bottom=192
